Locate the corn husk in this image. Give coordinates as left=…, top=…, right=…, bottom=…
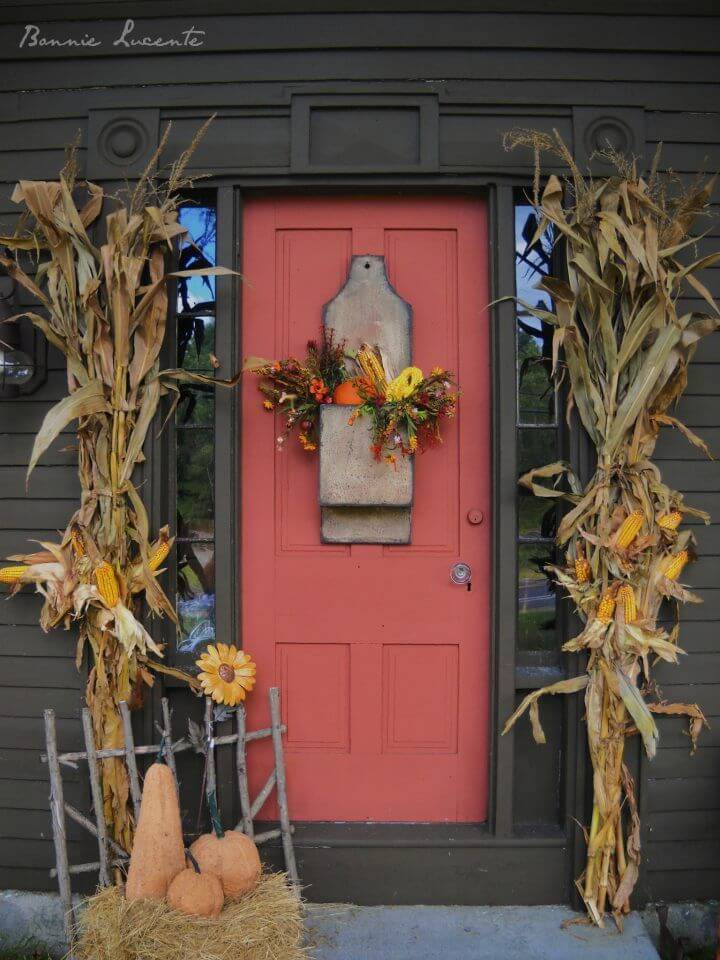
left=0, top=122, right=239, bottom=849
left=501, top=130, right=715, bottom=926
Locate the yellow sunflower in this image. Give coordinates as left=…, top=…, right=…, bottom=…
left=196, top=643, right=257, bottom=705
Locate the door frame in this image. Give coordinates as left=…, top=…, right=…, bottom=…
left=163, top=177, right=584, bottom=905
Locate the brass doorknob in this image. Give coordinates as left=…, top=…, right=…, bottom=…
left=467, top=509, right=484, bottom=525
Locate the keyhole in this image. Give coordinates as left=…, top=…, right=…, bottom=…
left=364, top=261, right=371, bottom=269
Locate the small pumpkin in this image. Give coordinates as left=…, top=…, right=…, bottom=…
left=189, top=829, right=261, bottom=899
left=167, top=851, right=224, bottom=919
left=333, top=378, right=365, bottom=405
left=125, top=763, right=185, bottom=902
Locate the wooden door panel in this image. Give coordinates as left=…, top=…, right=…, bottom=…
left=242, top=196, right=490, bottom=822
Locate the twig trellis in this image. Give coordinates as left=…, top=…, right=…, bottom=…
left=43, top=686, right=298, bottom=952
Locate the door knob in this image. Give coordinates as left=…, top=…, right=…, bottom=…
left=450, top=562, right=472, bottom=586
left=467, top=509, right=484, bottom=525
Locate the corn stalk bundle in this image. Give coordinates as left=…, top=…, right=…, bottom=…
left=501, top=131, right=719, bottom=926
left=0, top=129, right=236, bottom=849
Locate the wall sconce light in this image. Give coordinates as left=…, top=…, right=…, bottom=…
left=0, top=273, right=47, bottom=398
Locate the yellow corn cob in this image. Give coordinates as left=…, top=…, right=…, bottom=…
left=658, top=511, right=682, bottom=531
left=574, top=556, right=591, bottom=584
left=148, top=541, right=170, bottom=572
left=0, top=565, right=28, bottom=584
left=617, top=584, right=637, bottom=624
left=94, top=562, right=120, bottom=607
left=357, top=345, right=388, bottom=394
left=614, top=511, right=643, bottom=549
left=70, top=529, right=85, bottom=558
left=596, top=592, right=616, bottom=623
left=664, top=550, right=689, bottom=581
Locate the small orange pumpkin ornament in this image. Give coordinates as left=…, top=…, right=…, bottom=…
left=333, top=378, right=365, bottom=405
left=167, top=851, right=224, bottom=919
left=189, top=829, right=261, bottom=900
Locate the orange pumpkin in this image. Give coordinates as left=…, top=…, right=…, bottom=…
left=167, top=855, right=224, bottom=919
left=189, top=830, right=261, bottom=899
left=125, top=763, right=185, bottom=902
left=333, top=378, right=365, bottom=405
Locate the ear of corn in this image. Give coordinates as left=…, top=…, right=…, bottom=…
left=575, top=556, right=591, bottom=584
left=614, top=511, right=644, bottom=549
left=94, top=562, right=120, bottom=607
left=71, top=529, right=85, bottom=558
left=664, top=550, right=689, bottom=581
left=597, top=591, right=616, bottom=623
left=658, top=511, right=682, bottom=531
left=618, top=584, right=637, bottom=623
left=356, top=345, right=388, bottom=395
left=148, top=541, right=170, bottom=572
left=0, top=565, right=28, bottom=584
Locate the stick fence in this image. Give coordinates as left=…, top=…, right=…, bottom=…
left=43, top=687, right=298, bottom=955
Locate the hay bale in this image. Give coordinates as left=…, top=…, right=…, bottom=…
left=74, top=872, right=307, bottom=960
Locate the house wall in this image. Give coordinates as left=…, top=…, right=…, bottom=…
left=1, top=0, right=719, bottom=904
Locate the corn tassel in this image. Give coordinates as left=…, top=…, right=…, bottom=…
left=617, top=585, right=637, bottom=624
left=575, top=556, right=591, bottom=584
left=597, top=592, right=616, bottom=623
left=658, top=511, right=682, bottom=531
left=664, top=550, right=689, bottom=581
left=148, top=541, right=171, bottom=572
left=614, top=511, right=643, bottom=549
left=94, top=561, right=120, bottom=607
left=0, top=565, right=28, bottom=584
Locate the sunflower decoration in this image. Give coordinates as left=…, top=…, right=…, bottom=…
left=196, top=643, right=257, bottom=706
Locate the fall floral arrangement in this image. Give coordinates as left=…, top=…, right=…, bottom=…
left=349, top=344, right=457, bottom=463
left=0, top=124, right=239, bottom=849
left=245, top=329, right=347, bottom=451
left=501, top=129, right=719, bottom=926
left=246, top=330, right=457, bottom=462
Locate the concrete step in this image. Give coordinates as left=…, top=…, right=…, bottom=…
left=304, top=904, right=660, bottom=960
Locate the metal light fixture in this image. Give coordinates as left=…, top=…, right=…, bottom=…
left=0, top=274, right=46, bottom=398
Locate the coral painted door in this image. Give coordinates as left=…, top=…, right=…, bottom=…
left=242, top=196, right=490, bottom=822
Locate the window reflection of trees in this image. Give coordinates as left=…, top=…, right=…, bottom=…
left=516, top=207, right=555, bottom=426
left=515, top=201, right=559, bottom=653
left=175, top=204, right=217, bottom=657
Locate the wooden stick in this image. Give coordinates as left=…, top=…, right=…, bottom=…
left=52, top=858, right=128, bottom=878
left=250, top=770, right=277, bottom=820
left=119, top=700, right=141, bottom=823
left=64, top=803, right=127, bottom=859
left=161, top=697, right=179, bottom=785
left=254, top=826, right=295, bottom=844
left=235, top=704, right=254, bottom=838
left=42, top=724, right=286, bottom=764
left=81, top=708, right=110, bottom=887
left=269, top=687, right=299, bottom=886
left=44, top=709, right=76, bottom=957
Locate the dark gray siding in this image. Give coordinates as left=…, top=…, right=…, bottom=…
left=1, top=2, right=719, bottom=903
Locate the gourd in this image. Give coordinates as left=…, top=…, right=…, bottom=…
left=167, top=851, right=224, bottom=919
left=189, top=829, right=261, bottom=899
left=125, top=763, right=186, bottom=902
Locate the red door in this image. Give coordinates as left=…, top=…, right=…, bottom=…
left=242, top=196, right=491, bottom=822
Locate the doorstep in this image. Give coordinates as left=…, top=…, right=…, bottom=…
left=0, top=891, right=660, bottom=960
left=303, top=904, right=659, bottom=960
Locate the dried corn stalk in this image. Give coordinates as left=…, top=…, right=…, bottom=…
left=502, top=130, right=719, bottom=926
left=0, top=126, right=237, bottom=848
